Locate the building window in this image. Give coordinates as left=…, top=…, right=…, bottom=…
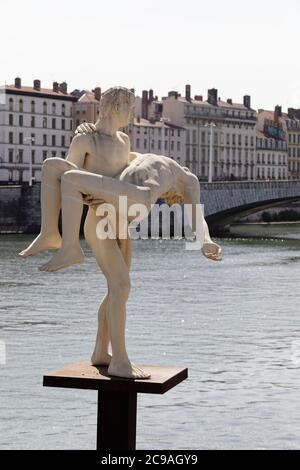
left=62, top=119, right=65, bottom=130
left=19, top=115, right=23, bottom=127
left=43, top=117, right=47, bottom=128
left=9, top=149, right=14, bottom=163
left=61, top=151, right=66, bottom=158
left=171, top=141, right=174, bottom=151
left=19, top=133, right=23, bottom=144
left=31, top=133, right=35, bottom=145
left=177, top=142, right=181, bottom=151
left=52, top=151, right=56, bottom=158
left=136, top=138, right=140, bottom=148
left=43, top=134, right=47, bottom=146
left=52, top=118, right=56, bottom=129
left=158, top=140, right=161, bottom=150
left=9, top=98, right=14, bottom=111
left=31, top=116, right=35, bottom=127
left=9, top=114, right=13, bottom=126
left=61, top=136, right=65, bottom=147
left=19, top=99, right=23, bottom=112
left=18, top=150, right=23, bottom=163
left=31, top=150, right=35, bottom=164
left=144, top=139, right=147, bottom=149
left=52, top=135, right=56, bottom=146
left=52, top=103, right=56, bottom=115
left=31, top=101, right=35, bottom=113
left=43, top=102, right=47, bottom=114
left=9, top=132, right=13, bottom=144
left=43, top=151, right=47, bottom=160
left=62, top=104, right=66, bottom=116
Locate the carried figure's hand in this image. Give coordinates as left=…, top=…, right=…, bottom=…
left=75, top=122, right=97, bottom=135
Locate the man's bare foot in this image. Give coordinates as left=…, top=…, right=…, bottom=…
left=202, top=242, right=222, bottom=262
left=18, top=233, right=62, bottom=258
left=91, top=351, right=112, bottom=367
left=108, top=359, right=151, bottom=380
left=39, top=245, right=84, bottom=272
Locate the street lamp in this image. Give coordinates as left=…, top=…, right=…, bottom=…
left=160, top=117, right=171, bottom=156
left=205, top=122, right=216, bottom=183
left=24, top=136, right=35, bottom=187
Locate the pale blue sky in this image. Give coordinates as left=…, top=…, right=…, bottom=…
left=1, top=0, right=299, bottom=110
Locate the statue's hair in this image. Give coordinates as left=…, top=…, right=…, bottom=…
left=99, top=87, right=135, bottom=119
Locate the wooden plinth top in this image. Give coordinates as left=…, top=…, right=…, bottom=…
left=43, top=362, right=188, bottom=395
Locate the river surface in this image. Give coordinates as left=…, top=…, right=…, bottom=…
left=0, top=225, right=300, bottom=449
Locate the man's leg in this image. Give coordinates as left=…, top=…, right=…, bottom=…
left=84, top=208, right=111, bottom=366
left=19, top=158, right=77, bottom=257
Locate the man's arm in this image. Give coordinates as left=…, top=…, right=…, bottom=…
left=66, top=134, right=89, bottom=168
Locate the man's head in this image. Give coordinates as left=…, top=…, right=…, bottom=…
left=99, top=87, right=135, bottom=127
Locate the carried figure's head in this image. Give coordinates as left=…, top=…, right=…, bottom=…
left=98, top=87, right=135, bottom=128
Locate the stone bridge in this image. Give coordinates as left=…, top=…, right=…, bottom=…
left=200, top=181, right=300, bottom=233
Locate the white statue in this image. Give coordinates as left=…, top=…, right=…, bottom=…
left=19, top=87, right=222, bottom=380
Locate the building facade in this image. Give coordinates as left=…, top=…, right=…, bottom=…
left=127, top=117, right=186, bottom=165
left=72, top=88, right=101, bottom=132
left=256, top=107, right=289, bottom=180
left=283, top=108, right=300, bottom=180
left=162, top=86, right=257, bottom=181
left=0, top=78, right=76, bottom=184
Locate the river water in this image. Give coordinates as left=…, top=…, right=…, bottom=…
left=0, top=225, right=300, bottom=449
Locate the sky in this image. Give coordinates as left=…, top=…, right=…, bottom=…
left=1, top=0, right=300, bottom=111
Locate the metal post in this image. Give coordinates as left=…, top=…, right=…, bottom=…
left=97, top=390, right=137, bottom=451
left=208, top=123, right=214, bottom=183
left=24, top=137, right=34, bottom=186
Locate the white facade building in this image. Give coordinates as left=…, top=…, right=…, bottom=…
left=162, top=86, right=257, bottom=181
left=127, top=117, right=186, bottom=165
left=0, top=78, right=76, bottom=184
left=256, top=107, right=289, bottom=180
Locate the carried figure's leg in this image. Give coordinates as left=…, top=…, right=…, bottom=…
left=19, top=158, right=77, bottom=258
left=39, top=169, right=151, bottom=272
left=184, top=173, right=222, bottom=261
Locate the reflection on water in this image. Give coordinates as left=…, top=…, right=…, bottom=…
left=0, top=228, right=300, bottom=450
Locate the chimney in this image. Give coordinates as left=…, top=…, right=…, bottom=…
left=208, top=88, right=218, bottom=106
left=168, top=91, right=178, bottom=99
left=59, top=82, right=68, bottom=94
left=94, top=87, right=101, bottom=101
left=149, top=89, right=154, bottom=102
left=33, top=79, right=41, bottom=91
left=15, top=77, right=21, bottom=89
left=185, top=84, right=191, bottom=101
left=243, top=95, right=251, bottom=109
left=194, top=95, right=203, bottom=101
left=53, top=82, right=59, bottom=93
left=288, top=108, right=295, bottom=119
left=142, top=90, right=148, bottom=119
left=227, top=98, right=233, bottom=105
left=274, top=105, right=282, bottom=124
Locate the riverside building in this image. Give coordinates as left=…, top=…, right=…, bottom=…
left=0, top=77, right=76, bottom=184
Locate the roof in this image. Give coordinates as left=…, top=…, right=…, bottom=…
left=165, top=95, right=255, bottom=112
left=78, top=91, right=99, bottom=104
left=0, top=84, right=77, bottom=101
left=133, top=117, right=185, bottom=130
